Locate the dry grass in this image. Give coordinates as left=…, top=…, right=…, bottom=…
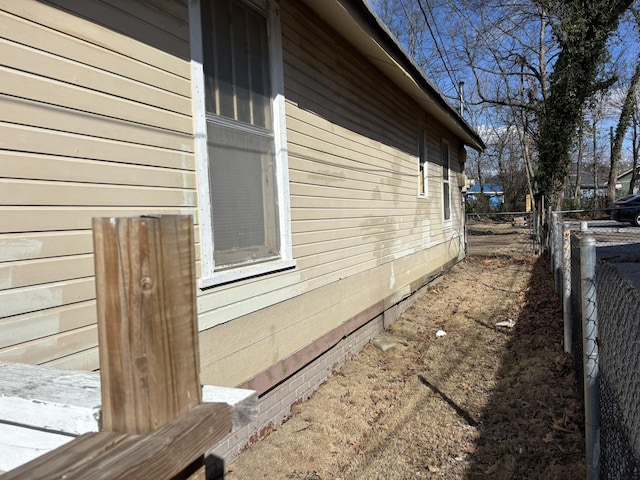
left=224, top=254, right=584, bottom=479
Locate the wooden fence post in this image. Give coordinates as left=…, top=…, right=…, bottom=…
left=93, top=215, right=201, bottom=434
left=93, top=215, right=206, bottom=477
left=1, top=215, right=231, bottom=480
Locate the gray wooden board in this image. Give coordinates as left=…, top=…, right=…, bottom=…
left=0, top=361, right=256, bottom=473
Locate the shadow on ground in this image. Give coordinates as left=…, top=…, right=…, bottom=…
left=463, top=256, right=585, bottom=479
left=222, top=254, right=585, bottom=480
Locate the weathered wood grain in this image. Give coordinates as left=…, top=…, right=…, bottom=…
left=0, top=402, right=231, bottom=480
left=92, top=215, right=201, bottom=435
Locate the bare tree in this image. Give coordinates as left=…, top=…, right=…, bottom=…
left=606, top=8, right=640, bottom=201
left=606, top=62, right=640, bottom=201
left=536, top=0, right=635, bottom=205
left=429, top=0, right=557, bottom=204
left=370, top=0, right=464, bottom=97
left=573, top=117, right=585, bottom=203
left=582, top=97, right=610, bottom=206
left=631, top=98, right=640, bottom=193
left=370, top=0, right=638, bottom=209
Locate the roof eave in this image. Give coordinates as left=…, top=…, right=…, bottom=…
left=299, top=0, right=485, bottom=152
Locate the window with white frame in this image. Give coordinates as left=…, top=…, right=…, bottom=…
left=191, top=0, right=294, bottom=286
left=418, top=128, right=427, bottom=196
left=442, top=139, right=451, bottom=221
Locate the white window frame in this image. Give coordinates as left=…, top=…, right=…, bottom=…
left=418, top=127, right=428, bottom=197
left=442, top=139, right=451, bottom=223
left=189, top=0, right=295, bottom=288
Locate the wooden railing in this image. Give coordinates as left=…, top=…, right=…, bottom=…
left=2, top=216, right=231, bottom=480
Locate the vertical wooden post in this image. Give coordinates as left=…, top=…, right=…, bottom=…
left=92, top=215, right=201, bottom=435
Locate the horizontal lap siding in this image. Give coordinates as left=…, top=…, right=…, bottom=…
left=198, top=0, right=466, bottom=387
left=0, top=0, right=194, bottom=369
left=1, top=0, right=468, bottom=385
left=283, top=1, right=456, bottom=282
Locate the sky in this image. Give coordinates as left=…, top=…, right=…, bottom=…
left=367, top=0, right=640, bottom=167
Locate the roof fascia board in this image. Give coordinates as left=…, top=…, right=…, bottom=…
left=299, top=0, right=485, bottom=151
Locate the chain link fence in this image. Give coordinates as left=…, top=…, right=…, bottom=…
left=552, top=211, right=640, bottom=479
left=596, top=261, right=640, bottom=479
left=465, top=211, right=540, bottom=257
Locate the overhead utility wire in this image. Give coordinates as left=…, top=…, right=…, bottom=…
left=416, top=0, right=459, bottom=98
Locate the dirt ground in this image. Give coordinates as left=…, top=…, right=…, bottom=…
left=466, top=218, right=536, bottom=257
left=224, top=226, right=585, bottom=480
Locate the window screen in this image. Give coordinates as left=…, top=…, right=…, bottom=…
left=201, top=0, right=280, bottom=269
left=207, top=122, right=279, bottom=267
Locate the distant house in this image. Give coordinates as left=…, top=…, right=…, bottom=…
left=592, top=167, right=640, bottom=198
left=566, top=172, right=608, bottom=201
left=0, top=0, right=484, bottom=466
left=465, top=183, right=504, bottom=209
left=614, top=166, right=640, bottom=196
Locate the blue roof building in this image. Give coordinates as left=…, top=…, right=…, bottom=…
left=465, top=183, right=504, bottom=209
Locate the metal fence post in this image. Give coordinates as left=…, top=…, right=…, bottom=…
left=550, top=212, right=555, bottom=272
left=581, top=233, right=600, bottom=480
left=464, top=213, right=469, bottom=257
left=562, top=225, right=572, bottom=353
left=531, top=208, right=537, bottom=254
left=552, top=213, right=562, bottom=294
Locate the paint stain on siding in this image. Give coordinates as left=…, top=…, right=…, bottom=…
left=2, top=286, right=63, bottom=318
left=389, top=263, right=395, bottom=290
left=422, top=218, right=431, bottom=246
left=0, top=239, right=43, bottom=262
left=183, top=190, right=197, bottom=206
left=181, top=153, right=195, bottom=171
left=0, top=313, right=60, bottom=350
left=0, top=269, right=12, bottom=290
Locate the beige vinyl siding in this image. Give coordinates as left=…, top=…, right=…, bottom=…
left=0, top=231, right=94, bottom=263
left=0, top=302, right=95, bottom=349
left=0, top=0, right=195, bottom=369
left=197, top=0, right=466, bottom=387
left=1, top=0, right=468, bottom=383
left=281, top=6, right=416, bottom=152
left=199, top=242, right=455, bottom=387
left=1, top=154, right=196, bottom=189
left=0, top=0, right=191, bottom=73
left=283, top=1, right=457, bottom=281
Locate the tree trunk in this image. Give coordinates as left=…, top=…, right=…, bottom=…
left=607, top=60, right=640, bottom=202
left=536, top=0, right=634, bottom=202
left=574, top=119, right=584, bottom=202
left=630, top=110, right=639, bottom=194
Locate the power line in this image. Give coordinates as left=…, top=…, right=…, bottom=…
left=416, top=0, right=459, bottom=96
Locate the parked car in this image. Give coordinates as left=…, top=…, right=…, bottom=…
left=610, top=194, right=640, bottom=226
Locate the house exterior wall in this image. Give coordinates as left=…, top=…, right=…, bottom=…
left=0, top=0, right=468, bottom=397
left=616, top=168, right=640, bottom=195
left=197, top=0, right=467, bottom=391
left=0, top=0, right=196, bottom=370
